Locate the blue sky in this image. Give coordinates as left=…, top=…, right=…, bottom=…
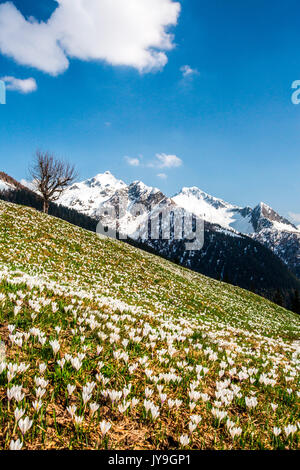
left=0, top=0, right=300, bottom=222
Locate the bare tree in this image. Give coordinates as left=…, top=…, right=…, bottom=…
left=30, top=151, right=77, bottom=214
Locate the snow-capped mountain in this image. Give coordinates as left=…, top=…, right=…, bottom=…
left=58, top=171, right=300, bottom=280
left=173, top=188, right=300, bottom=278
left=250, top=202, right=298, bottom=233
left=173, top=188, right=298, bottom=235
left=59, top=172, right=167, bottom=237
left=0, top=171, right=26, bottom=192
left=172, top=187, right=255, bottom=234
left=58, top=171, right=127, bottom=218
left=0, top=173, right=17, bottom=192
left=0, top=180, right=11, bottom=192
left=252, top=206, right=300, bottom=260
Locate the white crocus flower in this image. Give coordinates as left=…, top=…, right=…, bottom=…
left=100, top=420, right=111, bottom=436
left=18, top=416, right=33, bottom=435
left=273, top=427, right=281, bottom=437
left=179, top=434, right=190, bottom=447
left=9, top=439, right=23, bottom=450
left=67, top=384, right=76, bottom=396
left=14, top=407, right=25, bottom=422
left=49, top=340, right=60, bottom=355
left=89, top=403, right=100, bottom=415
left=189, top=422, right=197, bottom=433
left=32, top=400, right=43, bottom=412
left=74, top=415, right=84, bottom=426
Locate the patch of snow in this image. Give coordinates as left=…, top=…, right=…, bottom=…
left=230, top=212, right=254, bottom=234
left=271, top=220, right=300, bottom=233
left=0, top=181, right=12, bottom=192
left=172, top=188, right=254, bottom=234
left=59, top=171, right=127, bottom=218
left=20, top=179, right=36, bottom=191
left=0, top=181, right=9, bottom=191
left=214, top=227, right=242, bottom=238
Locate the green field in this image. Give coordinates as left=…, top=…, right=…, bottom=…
left=0, top=200, right=299, bottom=450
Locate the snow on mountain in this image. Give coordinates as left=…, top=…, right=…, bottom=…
left=59, top=171, right=127, bottom=218
left=0, top=172, right=21, bottom=192
left=172, top=187, right=300, bottom=278
left=19, top=179, right=36, bottom=191
left=0, top=180, right=11, bottom=192
left=59, top=172, right=300, bottom=240
left=59, top=173, right=167, bottom=238
left=173, top=188, right=299, bottom=236
left=97, top=179, right=167, bottom=238
left=172, top=187, right=254, bottom=234
left=58, top=171, right=300, bottom=279
left=250, top=202, right=298, bottom=233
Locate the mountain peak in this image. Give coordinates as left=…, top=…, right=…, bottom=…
left=177, top=186, right=209, bottom=197
left=258, top=201, right=273, bottom=212
left=93, top=170, right=120, bottom=181
left=86, top=171, right=127, bottom=190
left=252, top=202, right=297, bottom=232
left=173, top=186, right=237, bottom=221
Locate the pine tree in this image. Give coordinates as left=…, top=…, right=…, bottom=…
left=273, top=288, right=284, bottom=307
left=291, top=290, right=300, bottom=315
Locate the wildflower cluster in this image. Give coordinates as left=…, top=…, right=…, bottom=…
left=0, top=200, right=299, bottom=450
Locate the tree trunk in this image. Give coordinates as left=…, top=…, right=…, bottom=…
left=43, top=199, right=49, bottom=214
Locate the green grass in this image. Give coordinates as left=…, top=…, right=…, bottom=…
left=0, top=200, right=299, bottom=450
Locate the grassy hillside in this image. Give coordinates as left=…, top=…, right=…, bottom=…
left=0, top=200, right=299, bottom=450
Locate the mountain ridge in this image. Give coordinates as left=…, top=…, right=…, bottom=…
left=57, top=171, right=300, bottom=281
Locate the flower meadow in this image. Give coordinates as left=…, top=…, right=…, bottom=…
left=0, top=200, right=299, bottom=450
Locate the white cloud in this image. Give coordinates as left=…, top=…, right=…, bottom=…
left=157, top=173, right=167, bottom=179
left=125, top=152, right=182, bottom=172
left=0, top=3, right=69, bottom=75
left=125, top=156, right=141, bottom=167
left=289, top=212, right=300, bottom=224
left=152, top=153, right=182, bottom=168
left=180, top=64, right=199, bottom=78
left=1, top=76, right=37, bottom=93
left=0, top=0, right=180, bottom=76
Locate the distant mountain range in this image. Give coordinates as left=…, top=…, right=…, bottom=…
left=56, top=171, right=300, bottom=278
left=1, top=170, right=300, bottom=309
left=173, top=187, right=300, bottom=280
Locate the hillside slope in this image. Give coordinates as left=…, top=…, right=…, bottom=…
left=0, top=200, right=299, bottom=450
left=0, top=172, right=97, bottom=233
left=3, top=171, right=300, bottom=308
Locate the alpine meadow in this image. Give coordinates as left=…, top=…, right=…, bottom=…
left=0, top=200, right=299, bottom=450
